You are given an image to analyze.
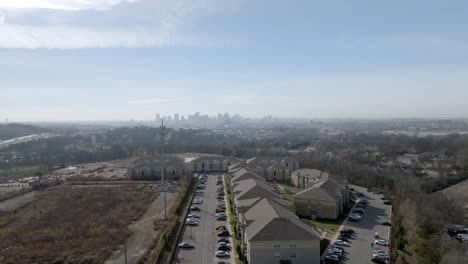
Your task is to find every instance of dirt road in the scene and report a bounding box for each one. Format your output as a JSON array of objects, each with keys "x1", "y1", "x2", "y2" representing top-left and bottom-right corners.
[
  {"x1": 0, "y1": 191, "x2": 37, "y2": 211},
  {"x1": 105, "y1": 191, "x2": 177, "y2": 264}
]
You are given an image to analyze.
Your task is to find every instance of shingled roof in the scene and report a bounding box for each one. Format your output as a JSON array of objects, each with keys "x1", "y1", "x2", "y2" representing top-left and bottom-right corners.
[
  {"x1": 231, "y1": 168, "x2": 264, "y2": 183},
  {"x1": 233, "y1": 178, "x2": 280, "y2": 200},
  {"x1": 244, "y1": 198, "x2": 321, "y2": 242},
  {"x1": 294, "y1": 177, "x2": 344, "y2": 202}
]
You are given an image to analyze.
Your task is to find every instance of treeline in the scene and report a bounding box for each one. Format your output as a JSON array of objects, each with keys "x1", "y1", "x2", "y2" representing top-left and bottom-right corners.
[{"x1": 0, "y1": 123, "x2": 48, "y2": 140}]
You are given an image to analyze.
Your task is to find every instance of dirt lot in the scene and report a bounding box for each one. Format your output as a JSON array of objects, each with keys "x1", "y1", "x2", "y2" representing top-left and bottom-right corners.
[{"x1": 0, "y1": 185, "x2": 159, "y2": 264}]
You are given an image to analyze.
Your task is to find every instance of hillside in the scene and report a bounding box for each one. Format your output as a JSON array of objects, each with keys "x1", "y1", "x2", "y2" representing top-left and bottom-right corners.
[{"x1": 0, "y1": 123, "x2": 47, "y2": 140}]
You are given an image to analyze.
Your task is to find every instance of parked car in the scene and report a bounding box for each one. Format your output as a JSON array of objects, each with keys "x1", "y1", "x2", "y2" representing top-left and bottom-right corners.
[
  {"x1": 217, "y1": 216, "x2": 227, "y2": 221},
  {"x1": 371, "y1": 257, "x2": 388, "y2": 264},
  {"x1": 373, "y1": 252, "x2": 390, "y2": 260},
  {"x1": 188, "y1": 213, "x2": 200, "y2": 219},
  {"x1": 216, "y1": 225, "x2": 227, "y2": 231},
  {"x1": 218, "y1": 238, "x2": 230, "y2": 244},
  {"x1": 216, "y1": 212, "x2": 226, "y2": 217},
  {"x1": 217, "y1": 230, "x2": 230, "y2": 237},
  {"x1": 338, "y1": 235, "x2": 350, "y2": 242},
  {"x1": 328, "y1": 247, "x2": 344, "y2": 256},
  {"x1": 325, "y1": 254, "x2": 340, "y2": 262},
  {"x1": 353, "y1": 209, "x2": 365, "y2": 214},
  {"x1": 374, "y1": 239, "x2": 390, "y2": 246},
  {"x1": 350, "y1": 213, "x2": 362, "y2": 219},
  {"x1": 190, "y1": 206, "x2": 200, "y2": 211},
  {"x1": 339, "y1": 232, "x2": 352, "y2": 239},
  {"x1": 383, "y1": 200, "x2": 392, "y2": 205},
  {"x1": 216, "y1": 208, "x2": 226, "y2": 213},
  {"x1": 342, "y1": 228, "x2": 355, "y2": 234},
  {"x1": 349, "y1": 216, "x2": 360, "y2": 222},
  {"x1": 178, "y1": 242, "x2": 194, "y2": 249},
  {"x1": 186, "y1": 219, "x2": 198, "y2": 226},
  {"x1": 215, "y1": 251, "x2": 230, "y2": 258},
  {"x1": 380, "y1": 221, "x2": 392, "y2": 226},
  {"x1": 218, "y1": 241, "x2": 231, "y2": 247},
  {"x1": 218, "y1": 245, "x2": 231, "y2": 251},
  {"x1": 333, "y1": 239, "x2": 348, "y2": 246}
]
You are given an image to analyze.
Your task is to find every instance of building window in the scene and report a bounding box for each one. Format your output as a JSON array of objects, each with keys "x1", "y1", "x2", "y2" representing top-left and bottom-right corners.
[
  {"x1": 274, "y1": 253, "x2": 281, "y2": 259},
  {"x1": 274, "y1": 243, "x2": 280, "y2": 248},
  {"x1": 290, "y1": 253, "x2": 296, "y2": 258},
  {"x1": 290, "y1": 243, "x2": 296, "y2": 248}
]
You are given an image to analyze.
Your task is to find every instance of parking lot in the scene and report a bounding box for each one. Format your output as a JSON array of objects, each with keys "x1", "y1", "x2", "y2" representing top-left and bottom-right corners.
[
  {"x1": 329, "y1": 185, "x2": 392, "y2": 264},
  {"x1": 174, "y1": 174, "x2": 233, "y2": 264}
]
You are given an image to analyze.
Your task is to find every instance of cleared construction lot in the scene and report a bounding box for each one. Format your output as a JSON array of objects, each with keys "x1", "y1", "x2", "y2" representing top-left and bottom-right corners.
[{"x1": 0, "y1": 185, "x2": 164, "y2": 264}]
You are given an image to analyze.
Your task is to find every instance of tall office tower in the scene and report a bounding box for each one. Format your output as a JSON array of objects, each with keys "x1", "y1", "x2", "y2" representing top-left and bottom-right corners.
[
  {"x1": 156, "y1": 113, "x2": 161, "y2": 121},
  {"x1": 174, "y1": 113, "x2": 179, "y2": 121}
]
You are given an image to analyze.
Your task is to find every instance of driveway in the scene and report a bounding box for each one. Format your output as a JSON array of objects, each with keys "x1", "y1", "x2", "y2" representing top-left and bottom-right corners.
[
  {"x1": 339, "y1": 185, "x2": 392, "y2": 264},
  {"x1": 174, "y1": 174, "x2": 232, "y2": 264}
]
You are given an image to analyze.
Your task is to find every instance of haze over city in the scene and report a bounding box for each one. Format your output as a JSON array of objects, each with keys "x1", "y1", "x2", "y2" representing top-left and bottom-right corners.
[{"x1": 2, "y1": 0, "x2": 468, "y2": 121}]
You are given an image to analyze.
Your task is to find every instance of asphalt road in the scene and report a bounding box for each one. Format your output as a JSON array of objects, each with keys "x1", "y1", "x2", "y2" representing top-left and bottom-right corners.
[
  {"x1": 340, "y1": 185, "x2": 392, "y2": 264},
  {"x1": 175, "y1": 174, "x2": 232, "y2": 264}
]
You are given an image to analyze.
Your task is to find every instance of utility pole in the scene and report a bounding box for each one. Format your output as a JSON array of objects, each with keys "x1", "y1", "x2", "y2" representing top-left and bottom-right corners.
[
  {"x1": 124, "y1": 239, "x2": 127, "y2": 264},
  {"x1": 160, "y1": 119, "x2": 167, "y2": 220}
]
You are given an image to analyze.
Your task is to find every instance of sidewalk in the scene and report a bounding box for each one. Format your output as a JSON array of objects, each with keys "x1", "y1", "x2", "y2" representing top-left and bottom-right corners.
[
  {"x1": 223, "y1": 175, "x2": 237, "y2": 264},
  {"x1": 320, "y1": 201, "x2": 358, "y2": 260}
]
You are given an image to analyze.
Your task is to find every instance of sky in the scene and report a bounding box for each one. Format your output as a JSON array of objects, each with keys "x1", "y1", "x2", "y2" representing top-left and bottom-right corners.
[{"x1": 1, "y1": 0, "x2": 468, "y2": 122}]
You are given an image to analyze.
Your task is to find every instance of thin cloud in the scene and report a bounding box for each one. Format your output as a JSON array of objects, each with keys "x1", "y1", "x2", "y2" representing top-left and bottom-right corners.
[
  {"x1": 128, "y1": 97, "x2": 190, "y2": 105},
  {"x1": 0, "y1": 23, "x2": 173, "y2": 49},
  {"x1": 0, "y1": 0, "x2": 138, "y2": 11},
  {"x1": 0, "y1": 0, "x2": 240, "y2": 49}
]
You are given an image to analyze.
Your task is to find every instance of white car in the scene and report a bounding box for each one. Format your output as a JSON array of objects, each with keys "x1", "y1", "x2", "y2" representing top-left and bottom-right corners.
[
  {"x1": 333, "y1": 239, "x2": 348, "y2": 246},
  {"x1": 188, "y1": 213, "x2": 200, "y2": 219},
  {"x1": 218, "y1": 241, "x2": 231, "y2": 248},
  {"x1": 178, "y1": 242, "x2": 194, "y2": 249},
  {"x1": 374, "y1": 239, "x2": 390, "y2": 246},
  {"x1": 186, "y1": 219, "x2": 199, "y2": 226},
  {"x1": 350, "y1": 213, "x2": 362, "y2": 219},
  {"x1": 215, "y1": 250, "x2": 230, "y2": 258},
  {"x1": 373, "y1": 252, "x2": 390, "y2": 260}
]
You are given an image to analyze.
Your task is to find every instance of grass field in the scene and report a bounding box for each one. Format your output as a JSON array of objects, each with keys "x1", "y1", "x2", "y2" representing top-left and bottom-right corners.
[{"x1": 225, "y1": 178, "x2": 246, "y2": 264}]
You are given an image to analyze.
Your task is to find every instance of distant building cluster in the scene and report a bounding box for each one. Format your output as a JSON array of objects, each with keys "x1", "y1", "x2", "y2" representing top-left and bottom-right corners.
[
  {"x1": 227, "y1": 167, "x2": 321, "y2": 264},
  {"x1": 154, "y1": 112, "x2": 279, "y2": 128}
]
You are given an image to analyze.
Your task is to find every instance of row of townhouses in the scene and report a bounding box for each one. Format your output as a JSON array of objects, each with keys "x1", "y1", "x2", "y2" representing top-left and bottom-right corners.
[
  {"x1": 129, "y1": 154, "x2": 298, "y2": 182},
  {"x1": 227, "y1": 167, "x2": 321, "y2": 264}
]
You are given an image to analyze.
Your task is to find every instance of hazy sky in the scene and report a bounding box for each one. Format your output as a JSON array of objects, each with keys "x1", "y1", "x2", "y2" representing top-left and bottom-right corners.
[{"x1": 1, "y1": 0, "x2": 468, "y2": 122}]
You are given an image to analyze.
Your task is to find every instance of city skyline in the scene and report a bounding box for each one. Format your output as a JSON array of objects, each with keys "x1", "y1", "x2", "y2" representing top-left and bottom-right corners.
[{"x1": 2, "y1": 1, "x2": 468, "y2": 121}]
